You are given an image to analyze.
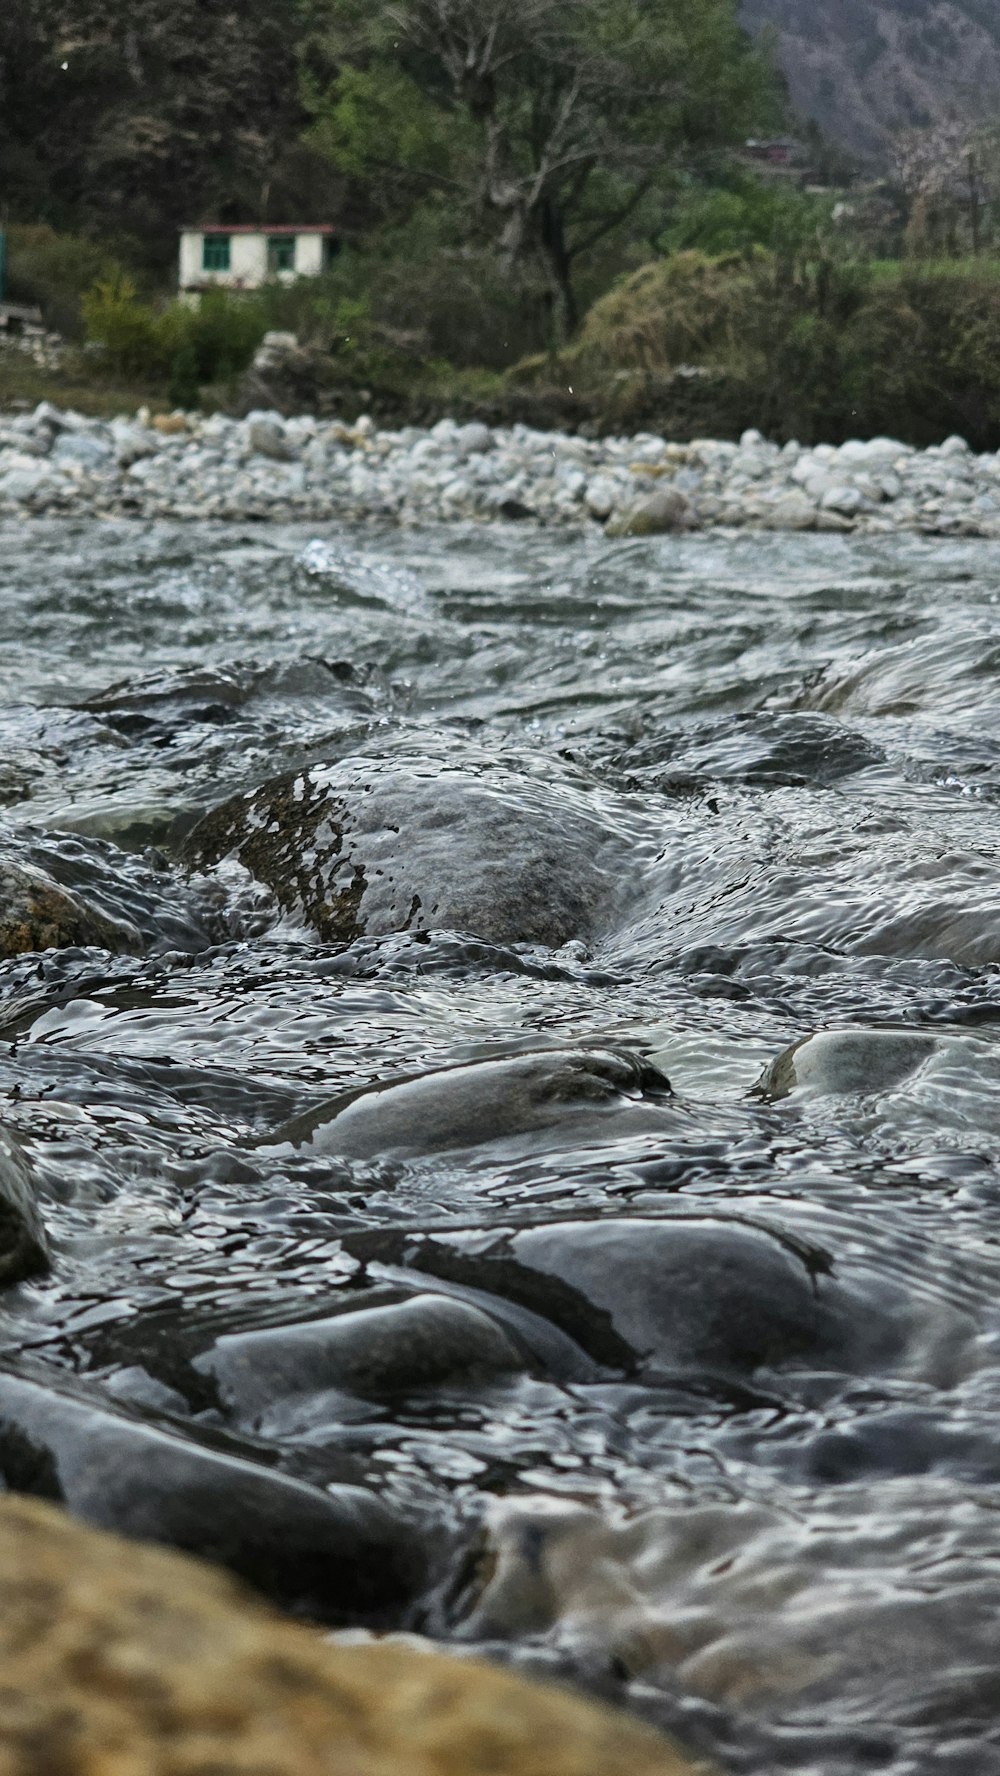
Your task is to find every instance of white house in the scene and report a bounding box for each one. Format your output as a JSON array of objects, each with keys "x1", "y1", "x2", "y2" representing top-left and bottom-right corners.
[{"x1": 178, "y1": 225, "x2": 336, "y2": 295}]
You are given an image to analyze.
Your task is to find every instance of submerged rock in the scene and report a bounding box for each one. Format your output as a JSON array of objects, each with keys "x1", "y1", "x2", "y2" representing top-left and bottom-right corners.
[
  {"x1": 0, "y1": 1493, "x2": 697, "y2": 1776},
  {"x1": 0, "y1": 854, "x2": 142, "y2": 957},
  {"x1": 264, "y1": 1048, "x2": 674, "y2": 1158},
  {"x1": 394, "y1": 1215, "x2": 898, "y2": 1381},
  {"x1": 197, "y1": 1293, "x2": 527, "y2": 1418},
  {"x1": 613, "y1": 711, "x2": 884, "y2": 792},
  {"x1": 0, "y1": 1368, "x2": 424, "y2": 1623},
  {"x1": 756, "y1": 1028, "x2": 938, "y2": 1100},
  {"x1": 186, "y1": 750, "x2": 650, "y2": 947},
  {"x1": 0, "y1": 1131, "x2": 49, "y2": 1284},
  {"x1": 457, "y1": 1480, "x2": 1000, "y2": 1743},
  {"x1": 1, "y1": 830, "x2": 217, "y2": 957}
]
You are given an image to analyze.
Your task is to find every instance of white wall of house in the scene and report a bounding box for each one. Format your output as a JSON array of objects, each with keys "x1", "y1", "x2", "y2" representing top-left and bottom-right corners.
[
  {"x1": 294, "y1": 234, "x2": 326, "y2": 276},
  {"x1": 178, "y1": 231, "x2": 329, "y2": 292}
]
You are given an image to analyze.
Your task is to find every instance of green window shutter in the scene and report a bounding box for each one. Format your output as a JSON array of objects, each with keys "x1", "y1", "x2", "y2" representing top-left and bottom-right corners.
[
  {"x1": 267, "y1": 236, "x2": 296, "y2": 273},
  {"x1": 202, "y1": 234, "x2": 231, "y2": 272}
]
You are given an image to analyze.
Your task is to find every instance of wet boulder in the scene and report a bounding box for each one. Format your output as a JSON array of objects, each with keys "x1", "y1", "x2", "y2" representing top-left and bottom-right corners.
[
  {"x1": 264, "y1": 1048, "x2": 674, "y2": 1159},
  {"x1": 2, "y1": 829, "x2": 216, "y2": 957},
  {"x1": 0, "y1": 1131, "x2": 49, "y2": 1283},
  {"x1": 0, "y1": 853, "x2": 142, "y2": 958},
  {"x1": 399, "y1": 1215, "x2": 898, "y2": 1381},
  {"x1": 756, "y1": 1028, "x2": 938, "y2": 1100},
  {"x1": 185, "y1": 748, "x2": 651, "y2": 947},
  {"x1": 0, "y1": 1368, "x2": 425, "y2": 1623},
  {"x1": 196, "y1": 1292, "x2": 527, "y2": 1421}
]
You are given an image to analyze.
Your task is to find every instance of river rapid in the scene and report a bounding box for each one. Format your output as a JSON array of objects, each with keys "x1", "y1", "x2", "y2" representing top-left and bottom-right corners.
[{"x1": 5, "y1": 514, "x2": 1000, "y2": 1774}]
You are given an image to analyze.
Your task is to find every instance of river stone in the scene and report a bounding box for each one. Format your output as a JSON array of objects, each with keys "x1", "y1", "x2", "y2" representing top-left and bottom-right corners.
[
  {"x1": 0, "y1": 855, "x2": 142, "y2": 957},
  {"x1": 605, "y1": 486, "x2": 696, "y2": 537},
  {"x1": 0, "y1": 1494, "x2": 699, "y2": 1776},
  {"x1": 614, "y1": 711, "x2": 883, "y2": 791},
  {"x1": 756, "y1": 1028, "x2": 939, "y2": 1100},
  {"x1": 197, "y1": 1293, "x2": 527, "y2": 1416},
  {"x1": 0, "y1": 466, "x2": 57, "y2": 502},
  {"x1": 185, "y1": 751, "x2": 646, "y2": 947},
  {"x1": 3, "y1": 830, "x2": 217, "y2": 957},
  {"x1": 50, "y1": 432, "x2": 113, "y2": 469},
  {"x1": 0, "y1": 1368, "x2": 424, "y2": 1622},
  {"x1": 0, "y1": 1132, "x2": 49, "y2": 1284},
  {"x1": 248, "y1": 417, "x2": 298, "y2": 461},
  {"x1": 400, "y1": 1215, "x2": 896, "y2": 1380},
  {"x1": 265, "y1": 1048, "x2": 674, "y2": 1159}
]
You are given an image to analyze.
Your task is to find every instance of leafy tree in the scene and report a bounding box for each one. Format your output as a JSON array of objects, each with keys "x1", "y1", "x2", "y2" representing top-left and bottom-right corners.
[
  {"x1": 0, "y1": 0, "x2": 332, "y2": 267},
  {"x1": 659, "y1": 174, "x2": 834, "y2": 259},
  {"x1": 304, "y1": 0, "x2": 781, "y2": 336}
]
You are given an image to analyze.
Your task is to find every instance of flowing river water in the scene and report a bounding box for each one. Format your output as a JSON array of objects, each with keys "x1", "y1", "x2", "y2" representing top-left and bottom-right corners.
[{"x1": 6, "y1": 515, "x2": 1000, "y2": 1773}]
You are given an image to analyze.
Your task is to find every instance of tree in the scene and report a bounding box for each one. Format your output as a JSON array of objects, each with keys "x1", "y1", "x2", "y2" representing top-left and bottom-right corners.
[
  {"x1": 303, "y1": 0, "x2": 781, "y2": 336},
  {"x1": 892, "y1": 121, "x2": 990, "y2": 258},
  {"x1": 0, "y1": 0, "x2": 330, "y2": 266}
]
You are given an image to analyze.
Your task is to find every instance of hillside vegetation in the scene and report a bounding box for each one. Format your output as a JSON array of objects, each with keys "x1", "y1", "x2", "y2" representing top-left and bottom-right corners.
[
  {"x1": 5, "y1": 1, "x2": 1000, "y2": 448},
  {"x1": 739, "y1": 0, "x2": 1000, "y2": 161}
]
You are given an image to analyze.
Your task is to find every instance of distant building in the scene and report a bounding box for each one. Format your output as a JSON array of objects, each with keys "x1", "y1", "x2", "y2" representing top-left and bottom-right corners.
[
  {"x1": 743, "y1": 137, "x2": 809, "y2": 167},
  {"x1": 178, "y1": 225, "x2": 336, "y2": 295}
]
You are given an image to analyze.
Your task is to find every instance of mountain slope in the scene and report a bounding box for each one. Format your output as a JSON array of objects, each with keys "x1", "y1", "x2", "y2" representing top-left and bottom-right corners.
[{"x1": 739, "y1": 0, "x2": 1000, "y2": 161}]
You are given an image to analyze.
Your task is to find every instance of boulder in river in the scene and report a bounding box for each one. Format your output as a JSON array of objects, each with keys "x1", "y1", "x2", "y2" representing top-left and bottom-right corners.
[
  {"x1": 755, "y1": 1028, "x2": 939, "y2": 1100},
  {"x1": 263, "y1": 1047, "x2": 674, "y2": 1159},
  {"x1": 386, "y1": 1215, "x2": 902, "y2": 1382},
  {"x1": 186, "y1": 749, "x2": 651, "y2": 947},
  {"x1": 606, "y1": 486, "x2": 697, "y2": 537},
  {"x1": 0, "y1": 1492, "x2": 698, "y2": 1776},
  {"x1": 0, "y1": 853, "x2": 142, "y2": 958},
  {"x1": 197, "y1": 1292, "x2": 528, "y2": 1420},
  {"x1": 0, "y1": 1131, "x2": 49, "y2": 1284},
  {"x1": 0, "y1": 1367, "x2": 425, "y2": 1623}
]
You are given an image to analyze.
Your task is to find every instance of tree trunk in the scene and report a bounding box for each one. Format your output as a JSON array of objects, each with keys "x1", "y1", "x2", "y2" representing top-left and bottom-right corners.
[{"x1": 538, "y1": 197, "x2": 577, "y2": 346}]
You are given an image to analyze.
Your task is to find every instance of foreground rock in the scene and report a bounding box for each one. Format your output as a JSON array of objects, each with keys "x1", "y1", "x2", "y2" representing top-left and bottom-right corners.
[
  {"x1": 186, "y1": 749, "x2": 651, "y2": 947},
  {"x1": 4, "y1": 400, "x2": 1000, "y2": 536},
  {"x1": 0, "y1": 1492, "x2": 705, "y2": 1776}
]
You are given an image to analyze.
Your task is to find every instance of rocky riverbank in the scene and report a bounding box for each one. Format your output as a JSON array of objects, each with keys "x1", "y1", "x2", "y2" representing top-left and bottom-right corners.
[{"x1": 2, "y1": 399, "x2": 1000, "y2": 534}]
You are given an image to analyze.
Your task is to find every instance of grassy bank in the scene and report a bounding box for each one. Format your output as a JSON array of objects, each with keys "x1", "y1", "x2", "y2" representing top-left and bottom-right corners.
[{"x1": 11, "y1": 243, "x2": 1000, "y2": 451}]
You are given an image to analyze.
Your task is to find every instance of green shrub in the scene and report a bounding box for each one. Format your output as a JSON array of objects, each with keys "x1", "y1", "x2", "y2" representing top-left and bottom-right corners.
[
  {"x1": 81, "y1": 274, "x2": 168, "y2": 378},
  {"x1": 5, "y1": 225, "x2": 132, "y2": 338},
  {"x1": 168, "y1": 341, "x2": 201, "y2": 410},
  {"x1": 544, "y1": 251, "x2": 1000, "y2": 447},
  {"x1": 82, "y1": 279, "x2": 267, "y2": 395},
  {"x1": 658, "y1": 178, "x2": 835, "y2": 260},
  {"x1": 571, "y1": 250, "x2": 778, "y2": 377}
]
